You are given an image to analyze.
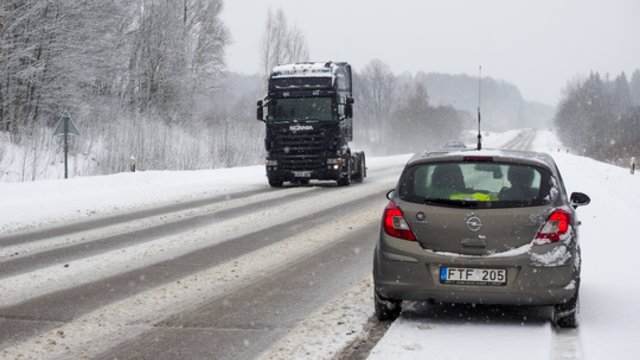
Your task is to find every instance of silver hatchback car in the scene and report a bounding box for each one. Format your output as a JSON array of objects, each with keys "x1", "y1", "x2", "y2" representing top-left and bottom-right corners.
[{"x1": 373, "y1": 148, "x2": 590, "y2": 328}]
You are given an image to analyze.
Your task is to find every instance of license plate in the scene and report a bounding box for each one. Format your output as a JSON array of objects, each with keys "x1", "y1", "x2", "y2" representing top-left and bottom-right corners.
[
  {"x1": 292, "y1": 171, "x2": 311, "y2": 177},
  {"x1": 440, "y1": 266, "x2": 507, "y2": 286}
]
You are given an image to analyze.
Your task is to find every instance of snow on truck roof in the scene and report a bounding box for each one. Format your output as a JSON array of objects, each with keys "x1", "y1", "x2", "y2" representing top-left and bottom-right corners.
[{"x1": 271, "y1": 62, "x2": 342, "y2": 79}]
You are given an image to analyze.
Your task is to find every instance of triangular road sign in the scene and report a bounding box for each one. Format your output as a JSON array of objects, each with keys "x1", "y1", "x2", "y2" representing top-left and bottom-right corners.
[{"x1": 53, "y1": 112, "x2": 80, "y2": 136}]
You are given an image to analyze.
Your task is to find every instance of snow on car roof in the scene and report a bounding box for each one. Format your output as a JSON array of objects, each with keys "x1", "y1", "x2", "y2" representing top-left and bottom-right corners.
[
  {"x1": 409, "y1": 148, "x2": 557, "y2": 169},
  {"x1": 271, "y1": 62, "x2": 339, "y2": 79}
]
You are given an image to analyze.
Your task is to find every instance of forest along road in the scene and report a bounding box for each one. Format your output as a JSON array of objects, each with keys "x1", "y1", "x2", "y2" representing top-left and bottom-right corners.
[{"x1": 0, "y1": 161, "x2": 405, "y2": 359}]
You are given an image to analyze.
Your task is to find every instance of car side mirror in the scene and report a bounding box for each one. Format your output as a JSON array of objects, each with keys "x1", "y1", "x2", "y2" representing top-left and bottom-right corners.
[
  {"x1": 256, "y1": 100, "x2": 264, "y2": 122},
  {"x1": 386, "y1": 189, "x2": 396, "y2": 200},
  {"x1": 570, "y1": 192, "x2": 590, "y2": 208}
]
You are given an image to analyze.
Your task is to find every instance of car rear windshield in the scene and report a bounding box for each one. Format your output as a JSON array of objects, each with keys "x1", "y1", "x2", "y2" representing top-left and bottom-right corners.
[{"x1": 398, "y1": 161, "x2": 555, "y2": 208}]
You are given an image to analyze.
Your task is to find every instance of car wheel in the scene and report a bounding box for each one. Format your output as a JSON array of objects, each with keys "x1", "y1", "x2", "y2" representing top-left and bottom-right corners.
[
  {"x1": 553, "y1": 289, "x2": 579, "y2": 328},
  {"x1": 374, "y1": 289, "x2": 401, "y2": 321}
]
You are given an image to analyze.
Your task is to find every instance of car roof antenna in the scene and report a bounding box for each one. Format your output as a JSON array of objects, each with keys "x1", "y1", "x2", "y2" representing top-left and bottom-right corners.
[{"x1": 476, "y1": 65, "x2": 482, "y2": 151}]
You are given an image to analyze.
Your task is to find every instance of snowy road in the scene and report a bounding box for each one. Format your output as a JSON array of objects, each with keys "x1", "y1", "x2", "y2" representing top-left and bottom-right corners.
[
  {"x1": 1, "y1": 130, "x2": 639, "y2": 359},
  {"x1": 0, "y1": 156, "x2": 405, "y2": 359}
]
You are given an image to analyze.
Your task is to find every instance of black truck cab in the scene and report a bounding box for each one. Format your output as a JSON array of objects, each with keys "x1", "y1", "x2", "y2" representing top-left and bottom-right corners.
[{"x1": 257, "y1": 62, "x2": 365, "y2": 187}]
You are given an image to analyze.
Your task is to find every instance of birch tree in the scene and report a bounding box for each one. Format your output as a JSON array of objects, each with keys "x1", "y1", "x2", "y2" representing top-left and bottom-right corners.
[
  {"x1": 260, "y1": 8, "x2": 309, "y2": 77},
  {"x1": 288, "y1": 24, "x2": 309, "y2": 63},
  {"x1": 125, "y1": 0, "x2": 229, "y2": 124},
  {"x1": 0, "y1": 0, "x2": 130, "y2": 135}
]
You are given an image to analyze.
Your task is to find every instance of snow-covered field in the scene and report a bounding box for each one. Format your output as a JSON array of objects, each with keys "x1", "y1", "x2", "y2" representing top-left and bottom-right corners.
[{"x1": 1, "y1": 129, "x2": 639, "y2": 359}]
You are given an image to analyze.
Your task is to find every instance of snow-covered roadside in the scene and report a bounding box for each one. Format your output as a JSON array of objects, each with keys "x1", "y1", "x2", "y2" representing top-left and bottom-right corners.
[
  {"x1": 0, "y1": 165, "x2": 264, "y2": 234},
  {"x1": 549, "y1": 147, "x2": 640, "y2": 359},
  {"x1": 368, "y1": 130, "x2": 640, "y2": 359},
  {"x1": 257, "y1": 278, "x2": 374, "y2": 360}
]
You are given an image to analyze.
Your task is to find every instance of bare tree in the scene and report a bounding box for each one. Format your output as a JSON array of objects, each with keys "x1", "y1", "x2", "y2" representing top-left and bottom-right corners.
[
  {"x1": 288, "y1": 24, "x2": 309, "y2": 63},
  {"x1": 0, "y1": 0, "x2": 131, "y2": 134},
  {"x1": 183, "y1": 0, "x2": 230, "y2": 90},
  {"x1": 357, "y1": 59, "x2": 396, "y2": 122},
  {"x1": 260, "y1": 8, "x2": 310, "y2": 78},
  {"x1": 261, "y1": 8, "x2": 288, "y2": 77},
  {"x1": 0, "y1": 0, "x2": 242, "y2": 181}
]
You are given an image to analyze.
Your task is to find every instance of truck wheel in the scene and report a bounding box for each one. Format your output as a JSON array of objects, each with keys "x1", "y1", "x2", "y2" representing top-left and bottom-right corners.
[
  {"x1": 353, "y1": 153, "x2": 366, "y2": 184},
  {"x1": 268, "y1": 178, "x2": 284, "y2": 188},
  {"x1": 337, "y1": 159, "x2": 351, "y2": 186}
]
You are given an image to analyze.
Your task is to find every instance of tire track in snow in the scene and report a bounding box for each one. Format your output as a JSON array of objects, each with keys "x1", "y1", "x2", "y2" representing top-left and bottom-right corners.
[
  {"x1": 0, "y1": 186, "x2": 315, "y2": 277},
  {"x1": 550, "y1": 328, "x2": 582, "y2": 360},
  {"x1": 499, "y1": 129, "x2": 537, "y2": 151},
  {"x1": 0, "y1": 165, "x2": 402, "y2": 276},
  {"x1": 0, "y1": 200, "x2": 384, "y2": 359},
  {"x1": 0, "y1": 158, "x2": 406, "y2": 357},
  {"x1": 0, "y1": 176, "x2": 396, "y2": 306},
  {"x1": 0, "y1": 187, "x2": 268, "y2": 246}
]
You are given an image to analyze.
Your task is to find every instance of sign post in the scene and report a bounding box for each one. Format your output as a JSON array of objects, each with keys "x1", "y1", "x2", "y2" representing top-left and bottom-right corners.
[{"x1": 53, "y1": 111, "x2": 80, "y2": 179}]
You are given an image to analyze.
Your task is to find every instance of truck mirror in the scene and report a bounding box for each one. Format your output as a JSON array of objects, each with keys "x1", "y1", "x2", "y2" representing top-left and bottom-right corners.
[
  {"x1": 345, "y1": 103, "x2": 353, "y2": 118},
  {"x1": 347, "y1": 97, "x2": 355, "y2": 104},
  {"x1": 257, "y1": 101, "x2": 264, "y2": 121}
]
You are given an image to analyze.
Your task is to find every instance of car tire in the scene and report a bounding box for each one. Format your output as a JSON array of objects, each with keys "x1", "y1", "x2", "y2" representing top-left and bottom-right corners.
[
  {"x1": 374, "y1": 289, "x2": 401, "y2": 321},
  {"x1": 553, "y1": 289, "x2": 579, "y2": 329}
]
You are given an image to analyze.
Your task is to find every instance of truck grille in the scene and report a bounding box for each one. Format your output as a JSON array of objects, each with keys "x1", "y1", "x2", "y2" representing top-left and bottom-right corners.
[{"x1": 272, "y1": 129, "x2": 328, "y2": 171}]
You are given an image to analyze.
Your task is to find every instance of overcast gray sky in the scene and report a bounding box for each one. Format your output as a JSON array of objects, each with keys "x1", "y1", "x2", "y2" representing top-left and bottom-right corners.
[{"x1": 221, "y1": 0, "x2": 640, "y2": 105}]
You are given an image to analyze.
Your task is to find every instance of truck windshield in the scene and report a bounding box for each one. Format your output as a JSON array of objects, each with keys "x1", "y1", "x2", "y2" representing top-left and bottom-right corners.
[{"x1": 268, "y1": 98, "x2": 336, "y2": 122}]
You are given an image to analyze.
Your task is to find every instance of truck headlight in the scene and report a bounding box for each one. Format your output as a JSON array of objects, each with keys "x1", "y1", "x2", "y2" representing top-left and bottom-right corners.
[
  {"x1": 266, "y1": 160, "x2": 278, "y2": 166},
  {"x1": 327, "y1": 158, "x2": 344, "y2": 170}
]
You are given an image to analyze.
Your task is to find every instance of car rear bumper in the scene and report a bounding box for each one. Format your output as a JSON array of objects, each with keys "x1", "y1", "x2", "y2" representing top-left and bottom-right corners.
[{"x1": 373, "y1": 233, "x2": 579, "y2": 306}]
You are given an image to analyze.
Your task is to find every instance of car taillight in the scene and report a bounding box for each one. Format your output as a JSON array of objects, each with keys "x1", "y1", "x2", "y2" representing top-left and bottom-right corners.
[
  {"x1": 535, "y1": 209, "x2": 571, "y2": 243},
  {"x1": 383, "y1": 202, "x2": 417, "y2": 241}
]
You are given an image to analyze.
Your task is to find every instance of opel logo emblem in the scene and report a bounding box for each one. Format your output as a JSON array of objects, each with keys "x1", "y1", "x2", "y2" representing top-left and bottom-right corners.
[{"x1": 466, "y1": 216, "x2": 482, "y2": 232}]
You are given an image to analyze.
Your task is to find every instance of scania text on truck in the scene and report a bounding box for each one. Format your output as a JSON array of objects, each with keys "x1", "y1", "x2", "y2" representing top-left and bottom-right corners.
[{"x1": 256, "y1": 62, "x2": 366, "y2": 187}]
